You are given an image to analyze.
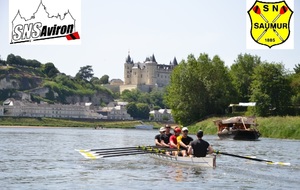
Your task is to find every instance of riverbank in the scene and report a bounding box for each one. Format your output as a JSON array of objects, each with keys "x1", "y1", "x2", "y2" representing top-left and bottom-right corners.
[
  {"x1": 0, "y1": 117, "x2": 162, "y2": 129},
  {"x1": 188, "y1": 116, "x2": 300, "y2": 140},
  {"x1": 1, "y1": 116, "x2": 300, "y2": 139}
]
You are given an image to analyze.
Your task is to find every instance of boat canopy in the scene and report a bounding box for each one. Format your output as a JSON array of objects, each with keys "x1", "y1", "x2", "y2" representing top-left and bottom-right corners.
[{"x1": 214, "y1": 116, "x2": 257, "y2": 125}]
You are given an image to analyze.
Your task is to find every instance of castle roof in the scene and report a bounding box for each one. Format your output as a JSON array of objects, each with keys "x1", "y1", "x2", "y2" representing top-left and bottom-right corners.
[
  {"x1": 172, "y1": 57, "x2": 178, "y2": 65},
  {"x1": 144, "y1": 54, "x2": 157, "y2": 63},
  {"x1": 125, "y1": 55, "x2": 133, "y2": 64},
  {"x1": 150, "y1": 54, "x2": 156, "y2": 63}
]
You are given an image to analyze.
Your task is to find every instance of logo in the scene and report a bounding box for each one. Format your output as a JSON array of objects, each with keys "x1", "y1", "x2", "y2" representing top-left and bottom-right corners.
[
  {"x1": 9, "y1": 0, "x2": 81, "y2": 45},
  {"x1": 247, "y1": 0, "x2": 293, "y2": 49}
]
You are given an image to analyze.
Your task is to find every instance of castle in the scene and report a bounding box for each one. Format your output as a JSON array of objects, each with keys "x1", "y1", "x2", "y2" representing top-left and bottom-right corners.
[{"x1": 120, "y1": 54, "x2": 178, "y2": 93}]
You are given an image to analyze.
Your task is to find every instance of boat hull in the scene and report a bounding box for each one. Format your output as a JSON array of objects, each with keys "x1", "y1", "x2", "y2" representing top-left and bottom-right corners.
[
  {"x1": 149, "y1": 153, "x2": 216, "y2": 168},
  {"x1": 218, "y1": 129, "x2": 260, "y2": 140}
]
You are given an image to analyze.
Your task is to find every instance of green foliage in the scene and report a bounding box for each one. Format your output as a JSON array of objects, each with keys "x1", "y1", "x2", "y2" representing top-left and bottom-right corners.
[
  {"x1": 121, "y1": 89, "x2": 141, "y2": 102},
  {"x1": 294, "y1": 63, "x2": 300, "y2": 74},
  {"x1": 165, "y1": 53, "x2": 235, "y2": 125},
  {"x1": 153, "y1": 106, "x2": 161, "y2": 110},
  {"x1": 90, "y1": 77, "x2": 100, "y2": 85},
  {"x1": 75, "y1": 65, "x2": 94, "y2": 81},
  {"x1": 126, "y1": 102, "x2": 150, "y2": 119},
  {"x1": 126, "y1": 102, "x2": 138, "y2": 118},
  {"x1": 136, "y1": 103, "x2": 150, "y2": 119},
  {"x1": 99, "y1": 74, "x2": 109, "y2": 84},
  {"x1": 6, "y1": 54, "x2": 41, "y2": 68},
  {"x1": 250, "y1": 63, "x2": 291, "y2": 116},
  {"x1": 120, "y1": 88, "x2": 166, "y2": 110},
  {"x1": 230, "y1": 53, "x2": 261, "y2": 102},
  {"x1": 42, "y1": 62, "x2": 59, "y2": 78}
]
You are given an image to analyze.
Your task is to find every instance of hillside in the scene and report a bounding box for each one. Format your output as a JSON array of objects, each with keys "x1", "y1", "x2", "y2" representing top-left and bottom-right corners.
[{"x1": 0, "y1": 56, "x2": 114, "y2": 105}]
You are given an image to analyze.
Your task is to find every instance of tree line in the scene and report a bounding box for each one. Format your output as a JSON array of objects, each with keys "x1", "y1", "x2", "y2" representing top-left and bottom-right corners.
[
  {"x1": 165, "y1": 53, "x2": 300, "y2": 125},
  {"x1": 3, "y1": 53, "x2": 300, "y2": 124}
]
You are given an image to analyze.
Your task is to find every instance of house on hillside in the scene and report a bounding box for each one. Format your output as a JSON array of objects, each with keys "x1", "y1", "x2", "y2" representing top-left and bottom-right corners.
[
  {"x1": 149, "y1": 109, "x2": 173, "y2": 122},
  {"x1": 97, "y1": 101, "x2": 133, "y2": 120}
]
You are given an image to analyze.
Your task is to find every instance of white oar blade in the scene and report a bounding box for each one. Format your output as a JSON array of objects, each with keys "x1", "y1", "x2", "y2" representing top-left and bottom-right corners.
[
  {"x1": 266, "y1": 161, "x2": 291, "y2": 166},
  {"x1": 75, "y1": 149, "x2": 103, "y2": 159}
]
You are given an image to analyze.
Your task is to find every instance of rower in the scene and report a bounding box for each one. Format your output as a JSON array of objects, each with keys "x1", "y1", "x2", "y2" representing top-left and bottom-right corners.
[
  {"x1": 177, "y1": 127, "x2": 193, "y2": 156},
  {"x1": 188, "y1": 130, "x2": 214, "y2": 157},
  {"x1": 155, "y1": 127, "x2": 165, "y2": 146},
  {"x1": 160, "y1": 124, "x2": 172, "y2": 147},
  {"x1": 168, "y1": 127, "x2": 181, "y2": 156}
]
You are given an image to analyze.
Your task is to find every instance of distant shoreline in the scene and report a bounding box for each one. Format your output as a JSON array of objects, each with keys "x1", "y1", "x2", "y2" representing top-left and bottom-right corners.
[{"x1": 0, "y1": 125, "x2": 53, "y2": 128}]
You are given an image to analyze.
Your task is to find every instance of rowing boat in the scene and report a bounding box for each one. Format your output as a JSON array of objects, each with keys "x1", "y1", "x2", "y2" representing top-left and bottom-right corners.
[{"x1": 149, "y1": 153, "x2": 216, "y2": 168}]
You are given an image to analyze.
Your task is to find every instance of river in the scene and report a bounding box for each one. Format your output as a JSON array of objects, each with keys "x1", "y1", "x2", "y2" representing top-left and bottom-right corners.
[{"x1": 0, "y1": 127, "x2": 299, "y2": 190}]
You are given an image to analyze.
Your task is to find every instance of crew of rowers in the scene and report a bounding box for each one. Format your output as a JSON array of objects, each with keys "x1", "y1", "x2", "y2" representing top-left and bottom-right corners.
[{"x1": 154, "y1": 124, "x2": 214, "y2": 157}]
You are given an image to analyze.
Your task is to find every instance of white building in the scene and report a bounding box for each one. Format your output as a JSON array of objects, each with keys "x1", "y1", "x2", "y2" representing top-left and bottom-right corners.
[
  {"x1": 97, "y1": 101, "x2": 133, "y2": 120},
  {"x1": 2, "y1": 99, "x2": 102, "y2": 119},
  {"x1": 149, "y1": 109, "x2": 174, "y2": 122}
]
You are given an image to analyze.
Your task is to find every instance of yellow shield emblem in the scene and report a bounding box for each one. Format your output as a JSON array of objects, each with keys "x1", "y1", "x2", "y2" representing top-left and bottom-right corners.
[{"x1": 248, "y1": 1, "x2": 293, "y2": 48}]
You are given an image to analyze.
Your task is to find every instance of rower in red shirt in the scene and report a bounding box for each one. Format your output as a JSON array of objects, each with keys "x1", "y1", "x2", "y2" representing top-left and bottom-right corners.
[{"x1": 169, "y1": 127, "x2": 181, "y2": 155}]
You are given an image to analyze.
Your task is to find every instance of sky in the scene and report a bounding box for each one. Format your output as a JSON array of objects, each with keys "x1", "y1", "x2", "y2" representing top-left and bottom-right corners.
[{"x1": 0, "y1": 0, "x2": 299, "y2": 80}]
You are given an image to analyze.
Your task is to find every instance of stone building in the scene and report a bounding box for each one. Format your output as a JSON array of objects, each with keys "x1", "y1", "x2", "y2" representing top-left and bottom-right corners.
[
  {"x1": 2, "y1": 99, "x2": 102, "y2": 119},
  {"x1": 120, "y1": 54, "x2": 178, "y2": 93}
]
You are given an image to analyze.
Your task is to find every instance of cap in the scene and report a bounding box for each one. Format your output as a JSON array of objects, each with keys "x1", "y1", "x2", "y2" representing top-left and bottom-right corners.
[
  {"x1": 197, "y1": 130, "x2": 203, "y2": 137},
  {"x1": 165, "y1": 124, "x2": 171, "y2": 128},
  {"x1": 182, "y1": 127, "x2": 188, "y2": 131},
  {"x1": 159, "y1": 127, "x2": 165, "y2": 132},
  {"x1": 174, "y1": 128, "x2": 181, "y2": 133}
]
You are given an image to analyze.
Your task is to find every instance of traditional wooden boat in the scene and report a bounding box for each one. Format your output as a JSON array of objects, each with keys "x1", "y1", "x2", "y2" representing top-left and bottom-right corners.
[
  {"x1": 214, "y1": 116, "x2": 260, "y2": 140},
  {"x1": 149, "y1": 153, "x2": 216, "y2": 168}
]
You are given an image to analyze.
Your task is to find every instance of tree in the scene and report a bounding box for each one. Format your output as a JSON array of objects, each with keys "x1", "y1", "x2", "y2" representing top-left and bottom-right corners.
[
  {"x1": 76, "y1": 65, "x2": 94, "y2": 81},
  {"x1": 250, "y1": 62, "x2": 292, "y2": 116},
  {"x1": 121, "y1": 89, "x2": 141, "y2": 102},
  {"x1": 230, "y1": 53, "x2": 261, "y2": 102},
  {"x1": 150, "y1": 89, "x2": 166, "y2": 109},
  {"x1": 165, "y1": 53, "x2": 234, "y2": 125},
  {"x1": 126, "y1": 102, "x2": 138, "y2": 118},
  {"x1": 136, "y1": 103, "x2": 150, "y2": 119},
  {"x1": 43, "y1": 62, "x2": 59, "y2": 78},
  {"x1": 90, "y1": 77, "x2": 100, "y2": 85},
  {"x1": 294, "y1": 63, "x2": 300, "y2": 74},
  {"x1": 99, "y1": 75, "x2": 109, "y2": 84},
  {"x1": 6, "y1": 54, "x2": 16, "y2": 65},
  {"x1": 290, "y1": 72, "x2": 300, "y2": 110}
]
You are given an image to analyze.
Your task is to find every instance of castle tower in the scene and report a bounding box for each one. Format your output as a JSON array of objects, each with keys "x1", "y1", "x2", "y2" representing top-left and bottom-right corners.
[
  {"x1": 124, "y1": 54, "x2": 133, "y2": 84},
  {"x1": 146, "y1": 54, "x2": 157, "y2": 85}
]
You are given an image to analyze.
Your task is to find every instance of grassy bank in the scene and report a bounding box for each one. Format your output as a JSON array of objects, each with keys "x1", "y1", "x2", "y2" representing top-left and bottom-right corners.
[
  {"x1": 186, "y1": 116, "x2": 300, "y2": 140},
  {"x1": 1, "y1": 116, "x2": 300, "y2": 140},
  {"x1": 0, "y1": 117, "x2": 146, "y2": 128}
]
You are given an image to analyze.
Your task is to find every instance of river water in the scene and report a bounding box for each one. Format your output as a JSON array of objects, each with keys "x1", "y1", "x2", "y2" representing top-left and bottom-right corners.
[{"x1": 0, "y1": 127, "x2": 299, "y2": 190}]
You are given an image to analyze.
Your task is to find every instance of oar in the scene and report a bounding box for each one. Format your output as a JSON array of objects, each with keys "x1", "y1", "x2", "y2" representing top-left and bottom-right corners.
[
  {"x1": 79, "y1": 145, "x2": 157, "y2": 152},
  {"x1": 94, "y1": 149, "x2": 145, "y2": 155},
  {"x1": 76, "y1": 147, "x2": 168, "y2": 159},
  {"x1": 78, "y1": 150, "x2": 148, "y2": 159},
  {"x1": 215, "y1": 151, "x2": 290, "y2": 166},
  {"x1": 91, "y1": 152, "x2": 148, "y2": 159}
]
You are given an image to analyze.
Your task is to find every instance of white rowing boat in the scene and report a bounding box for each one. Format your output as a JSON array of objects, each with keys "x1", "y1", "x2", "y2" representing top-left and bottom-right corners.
[{"x1": 149, "y1": 153, "x2": 216, "y2": 168}]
